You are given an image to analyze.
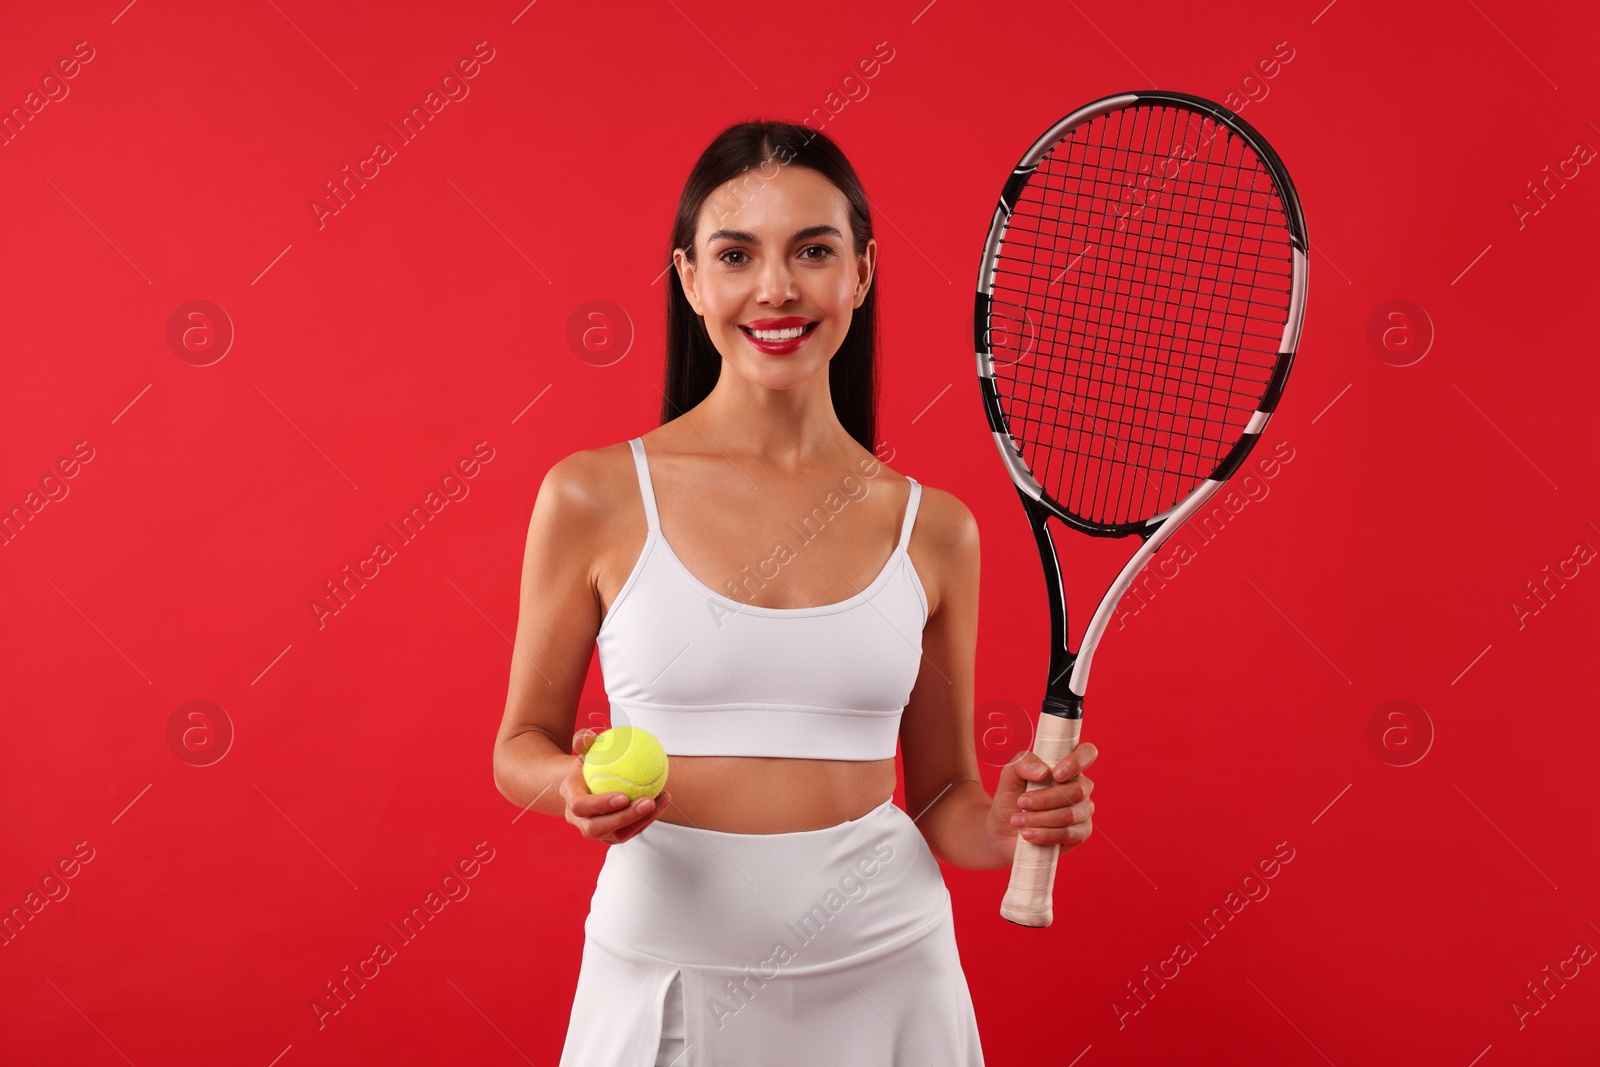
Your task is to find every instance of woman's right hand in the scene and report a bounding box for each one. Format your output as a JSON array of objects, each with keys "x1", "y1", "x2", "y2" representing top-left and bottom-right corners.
[{"x1": 561, "y1": 728, "x2": 672, "y2": 844}]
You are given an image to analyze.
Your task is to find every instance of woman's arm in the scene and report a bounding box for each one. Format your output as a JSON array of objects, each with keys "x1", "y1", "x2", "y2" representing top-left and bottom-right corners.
[
  {"x1": 900, "y1": 487, "x2": 1096, "y2": 871},
  {"x1": 492, "y1": 451, "x2": 609, "y2": 817},
  {"x1": 899, "y1": 488, "x2": 1009, "y2": 870}
]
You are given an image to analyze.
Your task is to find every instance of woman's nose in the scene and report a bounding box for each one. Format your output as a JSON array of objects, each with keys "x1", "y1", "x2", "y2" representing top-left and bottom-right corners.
[{"x1": 755, "y1": 261, "x2": 798, "y2": 304}]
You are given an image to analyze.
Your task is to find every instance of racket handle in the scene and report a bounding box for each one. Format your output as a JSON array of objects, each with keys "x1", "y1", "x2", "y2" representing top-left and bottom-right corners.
[{"x1": 999, "y1": 713, "x2": 1082, "y2": 928}]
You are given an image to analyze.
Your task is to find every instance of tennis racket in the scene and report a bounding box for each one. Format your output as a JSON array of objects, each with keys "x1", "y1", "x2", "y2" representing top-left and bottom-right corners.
[{"x1": 975, "y1": 90, "x2": 1309, "y2": 927}]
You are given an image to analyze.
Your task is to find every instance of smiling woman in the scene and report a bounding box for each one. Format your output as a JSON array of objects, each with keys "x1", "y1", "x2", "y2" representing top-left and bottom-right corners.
[
  {"x1": 659, "y1": 131, "x2": 883, "y2": 449},
  {"x1": 493, "y1": 119, "x2": 1096, "y2": 1066}
]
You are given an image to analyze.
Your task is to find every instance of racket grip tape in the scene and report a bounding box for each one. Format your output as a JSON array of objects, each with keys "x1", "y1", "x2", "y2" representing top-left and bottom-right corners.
[{"x1": 999, "y1": 713, "x2": 1082, "y2": 928}]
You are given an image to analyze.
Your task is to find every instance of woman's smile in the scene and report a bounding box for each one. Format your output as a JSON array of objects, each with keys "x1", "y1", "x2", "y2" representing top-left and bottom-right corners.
[{"x1": 738, "y1": 317, "x2": 820, "y2": 355}]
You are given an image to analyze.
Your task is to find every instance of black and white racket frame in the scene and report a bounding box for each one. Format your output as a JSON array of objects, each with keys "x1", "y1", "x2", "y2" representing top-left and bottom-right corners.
[{"x1": 974, "y1": 90, "x2": 1309, "y2": 927}]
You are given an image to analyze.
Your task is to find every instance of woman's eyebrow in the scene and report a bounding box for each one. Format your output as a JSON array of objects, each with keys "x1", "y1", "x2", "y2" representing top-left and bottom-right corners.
[{"x1": 706, "y1": 224, "x2": 843, "y2": 245}]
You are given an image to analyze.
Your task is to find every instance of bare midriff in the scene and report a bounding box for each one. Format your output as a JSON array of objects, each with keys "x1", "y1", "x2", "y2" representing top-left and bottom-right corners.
[{"x1": 651, "y1": 754, "x2": 897, "y2": 833}]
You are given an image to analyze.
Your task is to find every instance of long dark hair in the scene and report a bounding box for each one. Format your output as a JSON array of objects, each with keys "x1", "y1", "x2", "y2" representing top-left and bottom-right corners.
[{"x1": 662, "y1": 120, "x2": 879, "y2": 454}]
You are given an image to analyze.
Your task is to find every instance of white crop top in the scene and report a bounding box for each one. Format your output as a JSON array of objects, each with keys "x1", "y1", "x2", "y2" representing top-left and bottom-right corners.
[{"x1": 595, "y1": 437, "x2": 929, "y2": 760}]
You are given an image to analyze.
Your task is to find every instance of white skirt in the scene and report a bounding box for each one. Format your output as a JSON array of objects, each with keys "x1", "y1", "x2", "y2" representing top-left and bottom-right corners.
[{"x1": 558, "y1": 795, "x2": 986, "y2": 1066}]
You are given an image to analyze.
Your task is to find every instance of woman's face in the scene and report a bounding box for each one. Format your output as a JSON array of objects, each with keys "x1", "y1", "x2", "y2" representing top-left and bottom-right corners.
[{"x1": 674, "y1": 163, "x2": 875, "y2": 385}]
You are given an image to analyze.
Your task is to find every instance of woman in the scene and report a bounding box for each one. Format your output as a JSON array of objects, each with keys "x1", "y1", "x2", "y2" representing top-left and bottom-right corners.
[{"x1": 493, "y1": 120, "x2": 1098, "y2": 1066}]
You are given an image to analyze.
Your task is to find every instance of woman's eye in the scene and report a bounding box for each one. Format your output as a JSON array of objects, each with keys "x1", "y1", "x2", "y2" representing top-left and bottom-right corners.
[{"x1": 718, "y1": 245, "x2": 834, "y2": 266}]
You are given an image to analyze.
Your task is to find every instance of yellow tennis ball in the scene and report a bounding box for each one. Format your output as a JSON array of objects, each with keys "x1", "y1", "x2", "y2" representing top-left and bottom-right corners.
[{"x1": 582, "y1": 726, "x2": 668, "y2": 801}]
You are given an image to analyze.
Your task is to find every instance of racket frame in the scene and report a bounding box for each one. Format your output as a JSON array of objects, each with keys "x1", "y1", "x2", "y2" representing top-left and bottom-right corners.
[{"x1": 974, "y1": 89, "x2": 1309, "y2": 926}]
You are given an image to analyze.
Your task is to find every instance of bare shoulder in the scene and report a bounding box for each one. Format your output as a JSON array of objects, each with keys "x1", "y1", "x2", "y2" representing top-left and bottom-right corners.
[
  {"x1": 542, "y1": 439, "x2": 655, "y2": 597},
  {"x1": 906, "y1": 480, "x2": 980, "y2": 618},
  {"x1": 527, "y1": 441, "x2": 642, "y2": 557},
  {"x1": 910, "y1": 479, "x2": 978, "y2": 549},
  {"x1": 537, "y1": 441, "x2": 631, "y2": 511}
]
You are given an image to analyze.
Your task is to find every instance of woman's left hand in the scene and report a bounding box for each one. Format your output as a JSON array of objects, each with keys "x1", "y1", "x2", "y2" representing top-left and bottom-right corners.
[{"x1": 985, "y1": 742, "x2": 1098, "y2": 867}]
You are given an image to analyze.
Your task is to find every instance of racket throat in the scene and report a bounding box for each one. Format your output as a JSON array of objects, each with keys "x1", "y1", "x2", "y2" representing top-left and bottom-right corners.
[
  {"x1": 1044, "y1": 653, "x2": 1084, "y2": 717},
  {"x1": 1042, "y1": 689, "x2": 1084, "y2": 719}
]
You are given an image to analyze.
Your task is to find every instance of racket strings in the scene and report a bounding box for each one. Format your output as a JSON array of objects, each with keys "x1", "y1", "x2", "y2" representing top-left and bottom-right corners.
[
  {"x1": 988, "y1": 102, "x2": 1293, "y2": 527},
  {"x1": 988, "y1": 313, "x2": 1273, "y2": 458},
  {"x1": 1027, "y1": 133, "x2": 1275, "y2": 465},
  {"x1": 1057, "y1": 111, "x2": 1275, "y2": 520},
  {"x1": 988, "y1": 228, "x2": 1292, "y2": 326},
  {"x1": 1028, "y1": 113, "x2": 1282, "y2": 521}
]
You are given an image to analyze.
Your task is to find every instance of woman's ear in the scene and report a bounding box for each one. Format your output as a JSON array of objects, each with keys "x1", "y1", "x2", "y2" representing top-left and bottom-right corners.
[
  {"x1": 672, "y1": 248, "x2": 703, "y2": 317},
  {"x1": 853, "y1": 236, "x2": 877, "y2": 308}
]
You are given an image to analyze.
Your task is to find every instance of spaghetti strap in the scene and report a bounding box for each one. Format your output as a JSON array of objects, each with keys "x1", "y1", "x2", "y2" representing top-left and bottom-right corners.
[
  {"x1": 627, "y1": 437, "x2": 660, "y2": 532},
  {"x1": 896, "y1": 478, "x2": 922, "y2": 552}
]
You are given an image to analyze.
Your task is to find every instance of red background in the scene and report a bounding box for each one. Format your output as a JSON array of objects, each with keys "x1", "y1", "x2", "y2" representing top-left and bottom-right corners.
[{"x1": 3, "y1": 1, "x2": 1597, "y2": 1064}]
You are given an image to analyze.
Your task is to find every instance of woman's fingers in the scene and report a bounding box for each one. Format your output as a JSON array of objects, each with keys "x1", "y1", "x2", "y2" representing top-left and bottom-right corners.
[
  {"x1": 1012, "y1": 742, "x2": 1098, "y2": 787},
  {"x1": 605, "y1": 793, "x2": 672, "y2": 843},
  {"x1": 1014, "y1": 797, "x2": 1094, "y2": 845},
  {"x1": 570, "y1": 786, "x2": 634, "y2": 820},
  {"x1": 1048, "y1": 742, "x2": 1098, "y2": 782},
  {"x1": 572, "y1": 787, "x2": 671, "y2": 842},
  {"x1": 596, "y1": 792, "x2": 671, "y2": 843},
  {"x1": 1012, "y1": 797, "x2": 1093, "y2": 828},
  {"x1": 1018, "y1": 773, "x2": 1093, "y2": 809}
]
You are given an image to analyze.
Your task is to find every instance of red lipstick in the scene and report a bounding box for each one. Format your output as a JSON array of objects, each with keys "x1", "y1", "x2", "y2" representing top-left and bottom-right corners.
[{"x1": 738, "y1": 317, "x2": 819, "y2": 356}]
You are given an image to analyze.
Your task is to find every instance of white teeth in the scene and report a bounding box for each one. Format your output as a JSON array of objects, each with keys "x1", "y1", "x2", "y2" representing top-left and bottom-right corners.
[{"x1": 748, "y1": 325, "x2": 809, "y2": 341}]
